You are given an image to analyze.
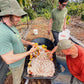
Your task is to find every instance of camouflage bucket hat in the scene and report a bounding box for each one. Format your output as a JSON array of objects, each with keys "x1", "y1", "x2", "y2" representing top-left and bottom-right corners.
[
  {"x1": 0, "y1": 0, "x2": 27, "y2": 17},
  {"x1": 56, "y1": 39, "x2": 73, "y2": 52}
]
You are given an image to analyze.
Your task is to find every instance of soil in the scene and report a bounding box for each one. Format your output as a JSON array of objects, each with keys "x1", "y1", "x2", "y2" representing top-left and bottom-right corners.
[
  {"x1": 18, "y1": 16, "x2": 84, "y2": 44},
  {"x1": 67, "y1": 16, "x2": 84, "y2": 43}
]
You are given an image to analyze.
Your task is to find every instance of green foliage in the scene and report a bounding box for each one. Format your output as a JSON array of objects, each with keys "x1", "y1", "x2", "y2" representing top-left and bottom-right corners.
[
  {"x1": 24, "y1": 8, "x2": 37, "y2": 20},
  {"x1": 81, "y1": 11, "x2": 84, "y2": 21},
  {"x1": 46, "y1": 0, "x2": 58, "y2": 9},
  {"x1": 32, "y1": 0, "x2": 58, "y2": 16},
  {"x1": 32, "y1": 0, "x2": 58, "y2": 10},
  {"x1": 66, "y1": 15, "x2": 70, "y2": 25},
  {"x1": 37, "y1": 8, "x2": 51, "y2": 19},
  {"x1": 67, "y1": 3, "x2": 84, "y2": 16},
  {"x1": 19, "y1": 16, "x2": 30, "y2": 23},
  {"x1": 7, "y1": 71, "x2": 12, "y2": 76},
  {"x1": 17, "y1": 0, "x2": 32, "y2": 9},
  {"x1": 42, "y1": 9, "x2": 51, "y2": 19},
  {"x1": 44, "y1": 13, "x2": 51, "y2": 19},
  {"x1": 17, "y1": 0, "x2": 58, "y2": 20},
  {"x1": 82, "y1": 0, "x2": 84, "y2": 3},
  {"x1": 17, "y1": 0, "x2": 36, "y2": 20}
]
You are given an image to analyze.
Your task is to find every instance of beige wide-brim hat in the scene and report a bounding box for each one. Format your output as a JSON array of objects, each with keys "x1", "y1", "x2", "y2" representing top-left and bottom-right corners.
[
  {"x1": 56, "y1": 39, "x2": 73, "y2": 52},
  {"x1": 0, "y1": 0, "x2": 27, "y2": 17}
]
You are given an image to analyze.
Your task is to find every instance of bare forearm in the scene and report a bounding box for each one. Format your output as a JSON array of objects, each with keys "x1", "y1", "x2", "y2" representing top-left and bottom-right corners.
[
  {"x1": 49, "y1": 46, "x2": 57, "y2": 58},
  {"x1": 63, "y1": 18, "x2": 66, "y2": 30},
  {"x1": 48, "y1": 18, "x2": 52, "y2": 30},
  {"x1": 11, "y1": 51, "x2": 32, "y2": 64},
  {"x1": 51, "y1": 46, "x2": 57, "y2": 54},
  {"x1": 21, "y1": 39, "x2": 31, "y2": 46},
  {"x1": 1, "y1": 51, "x2": 32, "y2": 64}
]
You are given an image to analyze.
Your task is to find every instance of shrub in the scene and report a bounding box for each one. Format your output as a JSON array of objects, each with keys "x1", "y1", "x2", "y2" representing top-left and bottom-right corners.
[
  {"x1": 24, "y1": 8, "x2": 37, "y2": 20},
  {"x1": 44, "y1": 12, "x2": 51, "y2": 19},
  {"x1": 66, "y1": 15, "x2": 70, "y2": 25},
  {"x1": 19, "y1": 16, "x2": 30, "y2": 23},
  {"x1": 37, "y1": 8, "x2": 51, "y2": 19},
  {"x1": 81, "y1": 11, "x2": 84, "y2": 21},
  {"x1": 67, "y1": 3, "x2": 84, "y2": 16},
  {"x1": 42, "y1": 9, "x2": 51, "y2": 19}
]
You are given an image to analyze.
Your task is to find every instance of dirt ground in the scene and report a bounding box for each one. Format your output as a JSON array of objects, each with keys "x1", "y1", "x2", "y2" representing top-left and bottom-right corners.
[
  {"x1": 67, "y1": 16, "x2": 84, "y2": 43},
  {"x1": 18, "y1": 16, "x2": 84, "y2": 44}
]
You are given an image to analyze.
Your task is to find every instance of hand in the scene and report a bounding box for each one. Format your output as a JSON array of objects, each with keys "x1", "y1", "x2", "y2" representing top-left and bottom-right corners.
[
  {"x1": 63, "y1": 27, "x2": 66, "y2": 31},
  {"x1": 29, "y1": 46, "x2": 37, "y2": 53},
  {"x1": 49, "y1": 51, "x2": 53, "y2": 59},
  {"x1": 48, "y1": 30, "x2": 50, "y2": 35},
  {"x1": 30, "y1": 42, "x2": 35, "y2": 47}
]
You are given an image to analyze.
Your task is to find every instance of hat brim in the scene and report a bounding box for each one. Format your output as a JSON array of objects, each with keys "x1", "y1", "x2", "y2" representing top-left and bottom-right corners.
[{"x1": 0, "y1": 8, "x2": 27, "y2": 17}]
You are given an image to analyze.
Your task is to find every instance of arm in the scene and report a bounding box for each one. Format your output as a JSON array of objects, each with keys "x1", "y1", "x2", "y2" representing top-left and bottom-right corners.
[
  {"x1": 48, "y1": 18, "x2": 52, "y2": 35},
  {"x1": 51, "y1": 46, "x2": 58, "y2": 54},
  {"x1": 1, "y1": 46, "x2": 37, "y2": 64},
  {"x1": 49, "y1": 46, "x2": 58, "y2": 58},
  {"x1": 63, "y1": 17, "x2": 66, "y2": 30},
  {"x1": 21, "y1": 39, "x2": 34, "y2": 46}
]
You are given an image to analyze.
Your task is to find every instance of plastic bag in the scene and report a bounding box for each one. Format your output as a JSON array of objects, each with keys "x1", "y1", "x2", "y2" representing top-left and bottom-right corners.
[
  {"x1": 59, "y1": 29, "x2": 70, "y2": 40},
  {"x1": 33, "y1": 29, "x2": 38, "y2": 35}
]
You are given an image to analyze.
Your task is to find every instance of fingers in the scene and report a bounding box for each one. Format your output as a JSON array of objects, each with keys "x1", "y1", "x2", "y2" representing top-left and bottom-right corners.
[
  {"x1": 30, "y1": 46, "x2": 37, "y2": 53},
  {"x1": 49, "y1": 53, "x2": 53, "y2": 59},
  {"x1": 31, "y1": 42, "x2": 35, "y2": 46},
  {"x1": 48, "y1": 30, "x2": 50, "y2": 35}
]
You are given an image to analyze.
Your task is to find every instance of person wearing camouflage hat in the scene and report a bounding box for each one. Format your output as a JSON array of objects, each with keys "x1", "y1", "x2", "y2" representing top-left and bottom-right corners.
[
  {"x1": 0, "y1": 0, "x2": 37, "y2": 84},
  {"x1": 49, "y1": 39, "x2": 84, "y2": 84}
]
